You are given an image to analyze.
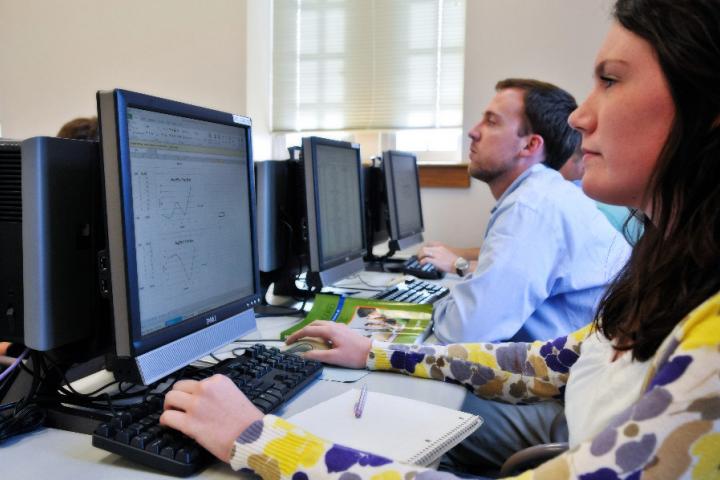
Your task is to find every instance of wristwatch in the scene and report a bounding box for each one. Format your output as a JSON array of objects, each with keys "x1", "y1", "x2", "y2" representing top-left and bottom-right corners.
[{"x1": 454, "y1": 257, "x2": 470, "y2": 277}]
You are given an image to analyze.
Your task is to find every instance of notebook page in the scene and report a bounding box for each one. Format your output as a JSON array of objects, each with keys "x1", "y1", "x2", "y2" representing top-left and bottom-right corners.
[{"x1": 286, "y1": 389, "x2": 482, "y2": 466}]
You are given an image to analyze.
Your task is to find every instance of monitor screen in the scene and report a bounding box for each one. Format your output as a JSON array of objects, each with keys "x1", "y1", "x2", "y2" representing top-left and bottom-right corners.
[
  {"x1": 384, "y1": 150, "x2": 424, "y2": 251},
  {"x1": 98, "y1": 89, "x2": 261, "y2": 384},
  {"x1": 303, "y1": 137, "x2": 366, "y2": 288},
  {"x1": 315, "y1": 144, "x2": 364, "y2": 262},
  {"x1": 126, "y1": 107, "x2": 255, "y2": 336}
]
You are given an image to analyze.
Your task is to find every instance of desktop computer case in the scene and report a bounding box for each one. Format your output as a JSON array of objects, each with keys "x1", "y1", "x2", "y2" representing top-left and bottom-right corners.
[
  {"x1": 21, "y1": 137, "x2": 106, "y2": 351},
  {"x1": 0, "y1": 141, "x2": 24, "y2": 343}
]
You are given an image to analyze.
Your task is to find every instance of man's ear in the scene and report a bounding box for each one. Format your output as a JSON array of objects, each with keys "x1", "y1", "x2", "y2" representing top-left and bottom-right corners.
[{"x1": 519, "y1": 134, "x2": 544, "y2": 157}]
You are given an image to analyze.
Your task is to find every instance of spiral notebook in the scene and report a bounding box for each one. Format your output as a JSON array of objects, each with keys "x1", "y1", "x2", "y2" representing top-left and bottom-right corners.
[{"x1": 287, "y1": 389, "x2": 482, "y2": 466}]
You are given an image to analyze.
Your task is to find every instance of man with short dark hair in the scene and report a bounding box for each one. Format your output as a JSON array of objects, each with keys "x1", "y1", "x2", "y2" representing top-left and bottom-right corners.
[{"x1": 420, "y1": 79, "x2": 629, "y2": 343}]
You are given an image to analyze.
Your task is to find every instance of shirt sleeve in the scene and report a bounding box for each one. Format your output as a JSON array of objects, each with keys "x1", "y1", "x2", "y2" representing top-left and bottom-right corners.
[
  {"x1": 228, "y1": 301, "x2": 719, "y2": 479},
  {"x1": 226, "y1": 327, "x2": 591, "y2": 478},
  {"x1": 367, "y1": 325, "x2": 591, "y2": 403},
  {"x1": 432, "y1": 201, "x2": 563, "y2": 343},
  {"x1": 228, "y1": 415, "x2": 444, "y2": 479}
]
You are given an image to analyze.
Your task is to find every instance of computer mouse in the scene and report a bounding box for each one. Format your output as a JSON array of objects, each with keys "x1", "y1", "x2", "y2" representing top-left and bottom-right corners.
[{"x1": 283, "y1": 336, "x2": 331, "y2": 354}]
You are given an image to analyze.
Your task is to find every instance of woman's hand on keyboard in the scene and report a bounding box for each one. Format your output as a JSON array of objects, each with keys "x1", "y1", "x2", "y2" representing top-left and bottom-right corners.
[
  {"x1": 285, "y1": 321, "x2": 372, "y2": 369},
  {"x1": 160, "y1": 374, "x2": 263, "y2": 462}
]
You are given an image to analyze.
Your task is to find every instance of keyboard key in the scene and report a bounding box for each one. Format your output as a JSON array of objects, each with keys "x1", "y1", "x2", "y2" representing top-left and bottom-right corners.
[
  {"x1": 145, "y1": 438, "x2": 168, "y2": 454},
  {"x1": 131, "y1": 432, "x2": 154, "y2": 449},
  {"x1": 94, "y1": 423, "x2": 113, "y2": 438},
  {"x1": 160, "y1": 445, "x2": 177, "y2": 459},
  {"x1": 114, "y1": 429, "x2": 133, "y2": 444},
  {"x1": 254, "y1": 399, "x2": 274, "y2": 413},
  {"x1": 175, "y1": 447, "x2": 201, "y2": 464},
  {"x1": 110, "y1": 412, "x2": 132, "y2": 430}
]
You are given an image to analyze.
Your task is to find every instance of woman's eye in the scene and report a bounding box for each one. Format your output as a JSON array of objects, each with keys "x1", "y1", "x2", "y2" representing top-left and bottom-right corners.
[{"x1": 600, "y1": 75, "x2": 617, "y2": 88}]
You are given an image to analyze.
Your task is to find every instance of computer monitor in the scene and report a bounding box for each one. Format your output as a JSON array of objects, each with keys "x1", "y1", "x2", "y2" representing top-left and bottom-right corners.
[
  {"x1": 363, "y1": 162, "x2": 389, "y2": 249},
  {"x1": 97, "y1": 89, "x2": 261, "y2": 385},
  {"x1": 302, "y1": 136, "x2": 366, "y2": 290},
  {"x1": 383, "y1": 150, "x2": 424, "y2": 252}
]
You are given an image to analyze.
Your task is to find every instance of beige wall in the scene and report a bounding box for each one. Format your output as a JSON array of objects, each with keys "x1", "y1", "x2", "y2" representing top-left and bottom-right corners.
[
  {"x1": 421, "y1": 0, "x2": 613, "y2": 246},
  {"x1": 0, "y1": 0, "x2": 612, "y2": 247},
  {"x1": 0, "y1": 0, "x2": 246, "y2": 139}
]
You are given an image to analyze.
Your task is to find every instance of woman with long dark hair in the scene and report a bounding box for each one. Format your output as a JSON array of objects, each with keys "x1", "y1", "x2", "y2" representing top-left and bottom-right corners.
[{"x1": 160, "y1": 0, "x2": 720, "y2": 477}]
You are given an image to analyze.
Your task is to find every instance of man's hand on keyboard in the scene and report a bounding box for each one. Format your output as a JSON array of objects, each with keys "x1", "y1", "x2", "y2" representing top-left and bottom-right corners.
[
  {"x1": 285, "y1": 321, "x2": 372, "y2": 369},
  {"x1": 416, "y1": 242, "x2": 458, "y2": 273},
  {"x1": 160, "y1": 375, "x2": 263, "y2": 462}
]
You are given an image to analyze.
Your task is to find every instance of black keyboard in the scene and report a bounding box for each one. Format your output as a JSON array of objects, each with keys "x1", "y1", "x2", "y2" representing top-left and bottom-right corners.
[
  {"x1": 400, "y1": 255, "x2": 445, "y2": 280},
  {"x1": 92, "y1": 344, "x2": 322, "y2": 476},
  {"x1": 372, "y1": 277, "x2": 449, "y2": 304}
]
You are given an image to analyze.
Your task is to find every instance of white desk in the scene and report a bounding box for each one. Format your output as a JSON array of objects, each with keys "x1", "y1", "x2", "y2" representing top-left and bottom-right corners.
[
  {"x1": 2, "y1": 370, "x2": 467, "y2": 479},
  {"x1": 1, "y1": 274, "x2": 468, "y2": 479}
]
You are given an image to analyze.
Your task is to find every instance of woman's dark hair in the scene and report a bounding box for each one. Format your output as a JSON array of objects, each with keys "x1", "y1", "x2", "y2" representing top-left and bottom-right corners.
[
  {"x1": 57, "y1": 116, "x2": 98, "y2": 141},
  {"x1": 595, "y1": 0, "x2": 720, "y2": 360},
  {"x1": 355, "y1": 308, "x2": 375, "y2": 318}
]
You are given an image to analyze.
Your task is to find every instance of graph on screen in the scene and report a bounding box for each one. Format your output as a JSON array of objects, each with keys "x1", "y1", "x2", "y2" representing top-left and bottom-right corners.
[{"x1": 127, "y1": 108, "x2": 254, "y2": 335}]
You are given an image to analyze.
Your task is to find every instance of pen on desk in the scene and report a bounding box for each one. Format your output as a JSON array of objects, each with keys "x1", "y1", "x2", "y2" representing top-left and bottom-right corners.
[
  {"x1": 354, "y1": 384, "x2": 368, "y2": 418},
  {"x1": 350, "y1": 327, "x2": 395, "y2": 332}
]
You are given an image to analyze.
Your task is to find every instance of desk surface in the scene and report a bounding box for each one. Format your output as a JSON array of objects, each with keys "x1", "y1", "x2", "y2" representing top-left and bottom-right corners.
[
  {"x1": 2, "y1": 371, "x2": 467, "y2": 479},
  {"x1": 2, "y1": 272, "x2": 467, "y2": 478}
]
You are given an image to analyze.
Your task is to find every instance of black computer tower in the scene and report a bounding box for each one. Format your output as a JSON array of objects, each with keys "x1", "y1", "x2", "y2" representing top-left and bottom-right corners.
[{"x1": 0, "y1": 140, "x2": 23, "y2": 343}]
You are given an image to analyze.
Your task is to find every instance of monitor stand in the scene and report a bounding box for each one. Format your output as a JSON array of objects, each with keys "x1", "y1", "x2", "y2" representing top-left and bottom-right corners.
[
  {"x1": 270, "y1": 274, "x2": 317, "y2": 299},
  {"x1": 364, "y1": 249, "x2": 405, "y2": 273}
]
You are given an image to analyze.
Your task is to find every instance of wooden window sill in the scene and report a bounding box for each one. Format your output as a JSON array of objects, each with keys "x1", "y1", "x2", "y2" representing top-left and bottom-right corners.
[{"x1": 418, "y1": 164, "x2": 470, "y2": 188}]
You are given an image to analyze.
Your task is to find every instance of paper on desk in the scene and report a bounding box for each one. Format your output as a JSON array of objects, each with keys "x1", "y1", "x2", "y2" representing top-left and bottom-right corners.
[
  {"x1": 320, "y1": 366, "x2": 370, "y2": 383},
  {"x1": 287, "y1": 389, "x2": 482, "y2": 466}
]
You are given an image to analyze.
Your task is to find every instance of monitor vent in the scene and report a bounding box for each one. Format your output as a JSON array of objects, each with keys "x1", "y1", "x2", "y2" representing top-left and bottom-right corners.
[{"x1": 0, "y1": 142, "x2": 22, "y2": 223}]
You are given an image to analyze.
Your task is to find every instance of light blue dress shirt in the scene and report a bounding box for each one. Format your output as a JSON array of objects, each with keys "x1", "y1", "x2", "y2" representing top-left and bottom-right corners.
[
  {"x1": 433, "y1": 164, "x2": 631, "y2": 343},
  {"x1": 571, "y1": 180, "x2": 644, "y2": 243}
]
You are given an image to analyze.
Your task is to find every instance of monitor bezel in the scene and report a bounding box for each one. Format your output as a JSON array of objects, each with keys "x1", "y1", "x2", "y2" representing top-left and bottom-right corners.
[
  {"x1": 98, "y1": 89, "x2": 261, "y2": 359},
  {"x1": 383, "y1": 150, "x2": 424, "y2": 250},
  {"x1": 302, "y1": 136, "x2": 367, "y2": 279}
]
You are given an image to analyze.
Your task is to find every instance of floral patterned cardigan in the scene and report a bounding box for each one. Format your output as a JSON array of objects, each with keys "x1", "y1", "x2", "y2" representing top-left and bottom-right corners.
[{"x1": 229, "y1": 291, "x2": 720, "y2": 479}]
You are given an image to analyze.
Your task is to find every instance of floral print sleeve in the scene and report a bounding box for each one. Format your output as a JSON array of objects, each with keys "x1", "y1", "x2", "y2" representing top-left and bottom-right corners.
[
  {"x1": 365, "y1": 324, "x2": 593, "y2": 403},
  {"x1": 229, "y1": 291, "x2": 720, "y2": 479}
]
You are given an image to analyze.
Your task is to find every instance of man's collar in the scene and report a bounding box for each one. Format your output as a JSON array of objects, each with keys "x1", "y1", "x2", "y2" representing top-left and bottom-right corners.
[{"x1": 491, "y1": 164, "x2": 546, "y2": 213}]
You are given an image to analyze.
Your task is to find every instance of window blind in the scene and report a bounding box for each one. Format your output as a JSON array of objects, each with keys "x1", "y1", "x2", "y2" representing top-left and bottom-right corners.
[{"x1": 272, "y1": 0, "x2": 465, "y2": 132}]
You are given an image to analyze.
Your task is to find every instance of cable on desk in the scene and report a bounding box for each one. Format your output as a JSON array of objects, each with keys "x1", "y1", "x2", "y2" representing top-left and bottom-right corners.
[
  {"x1": 0, "y1": 351, "x2": 45, "y2": 444},
  {"x1": 351, "y1": 273, "x2": 393, "y2": 290},
  {"x1": 0, "y1": 348, "x2": 28, "y2": 383},
  {"x1": 0, "y1": 401, "x2": 46, "y2": 444}
]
